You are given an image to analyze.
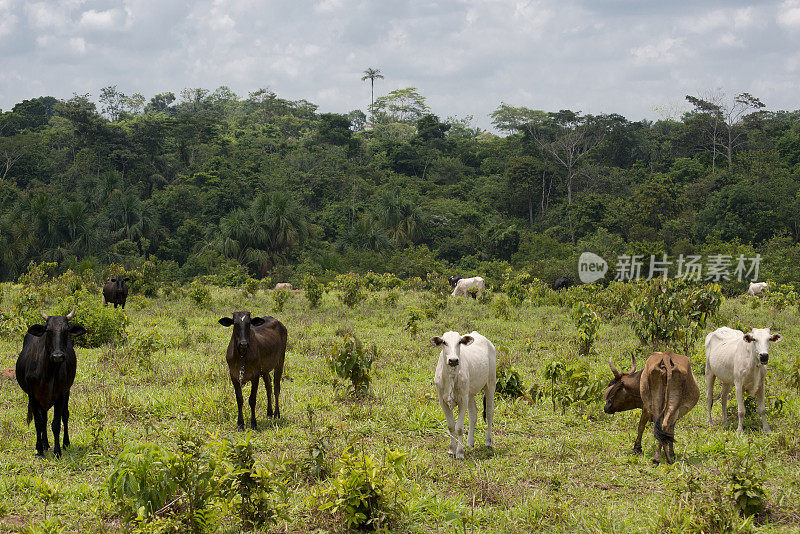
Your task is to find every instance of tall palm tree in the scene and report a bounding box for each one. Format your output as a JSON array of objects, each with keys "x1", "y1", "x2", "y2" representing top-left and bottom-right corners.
[{"x1": 361, "y1": 67, "x2": 384, "y2": 120}]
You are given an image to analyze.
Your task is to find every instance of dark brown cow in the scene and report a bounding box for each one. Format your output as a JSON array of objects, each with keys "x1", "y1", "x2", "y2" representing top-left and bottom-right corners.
[
  {"x1": 103, "y1": 277, "x2": 129, "y2": 309},
  {"x1": 16, "y1": 308, "x2": 85, "y2": 457},
  {"x1": 603, "y1": 351, "x2": 699, "y2": 464},
  {"x1": 218, "y1": 312, "x2": 287, "y2": 430}
]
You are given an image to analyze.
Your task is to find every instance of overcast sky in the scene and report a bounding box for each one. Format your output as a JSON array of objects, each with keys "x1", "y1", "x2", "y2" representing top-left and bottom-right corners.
[{"x1": 1, "y1": 0, "x2": 799, "y2": 129}]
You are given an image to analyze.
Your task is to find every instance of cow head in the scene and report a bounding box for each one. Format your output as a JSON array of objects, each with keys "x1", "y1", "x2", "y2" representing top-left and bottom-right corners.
[
  {"x1": 448, "y1": 276, "x2": 463, "y2": 288},
  {"x1": 742, "y1": 328, "x2": 782, "y2": 365},
  {"x1": 27, "y1": 308, "x2": 86, "y2": 363},
  {"x1": 219, "y1": 311, "x2": 266, "y2": 356},
  {"x1": 110, "y1": 277, "x2": 129, "y2": 290},
  {"x1": 603, "y1": 355, "x2": 642, "y2": 414},
  {"x1": 431, "y1": 331, "x2": 473, "y2": 367}
]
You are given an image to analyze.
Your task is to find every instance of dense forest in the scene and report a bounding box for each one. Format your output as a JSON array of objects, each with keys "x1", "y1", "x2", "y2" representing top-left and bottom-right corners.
[{"x1": 1, "y1": 85, "x2": 799, "y2": 288}]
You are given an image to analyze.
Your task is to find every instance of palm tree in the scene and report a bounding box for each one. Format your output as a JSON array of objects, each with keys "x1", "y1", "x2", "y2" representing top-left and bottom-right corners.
[{"x1": 361, "y1": 67, "x2": 384, "y2": 120}]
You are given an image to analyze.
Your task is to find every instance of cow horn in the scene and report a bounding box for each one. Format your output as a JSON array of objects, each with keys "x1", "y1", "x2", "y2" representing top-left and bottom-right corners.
[
  {"x1": 66, "y1": 307, "x2": 76, "y2": 320},
  {"x1": 609, "y1": 357, "x2": 621, "y2": 379},
  {"x1": 630, "y1": 354, "x2": 637, "y2": 373},
  {"x1": 39, "y1": 309, "x2": 48, "y2": 320}
]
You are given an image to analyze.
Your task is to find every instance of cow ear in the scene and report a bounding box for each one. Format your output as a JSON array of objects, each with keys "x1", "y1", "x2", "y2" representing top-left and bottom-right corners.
[
  {"x1": 460, "y1": 335, "x2": 474, "y2": 346},
  {"x1": 27, "y1": 324, "x2": 46, "y2": 337},
  {"x1": 430, "y1": 336, "x2": 443, "y2": 347},
  {"x1": 69, "y1": 324, "x2": 86, "y2": 337},
  {"x1": 251, "y1": 317, "x2": 266, "y2": 327},
  {"x1": 743, "y1": 334, "x2": 755, "y2": 343},
  {"x1": 219, "y1": 318, "x2": 234, "y2": 327},
  {"x1": 770, "y1": 333, "x2": 782, "y2": 343}
]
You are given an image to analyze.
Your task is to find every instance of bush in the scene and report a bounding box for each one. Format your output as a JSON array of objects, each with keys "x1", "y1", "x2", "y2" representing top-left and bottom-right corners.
[
  {"x1": 317, "y1": 446, "x2": 411, "y2": 531},
  {"x1": 55, "y1": 291, "x2": 128, "y2": 348},
  {"x1": 571, "y1": 301, "x2": 600, "y2": 356},
  {"x1": 333, "y1": 273, "x2": 365, "y2": 309},
  {"x1": 242, "y1": 278, "x2": 260, "y2": 296},
  {"x1": 328, "y1": 332, "x2": 376, "y2": 396},
  {"x1": 382, "y1": 290, "x2": 399, "y2": 308},
  {"x1": 728, "y1": 459, "x2": 767, "y2": 518},
  {"x1": 404, "y1": 306, "x2": 424, "y2": 337},
  {"x1": 362, "y1": 271, "x2": 403, "y2": 291},
  {"x1": 304, "y1": 275, "x2": 324, "y2": 309},
  {"x1": 493, "y1": 295, "x2": 512, "y2": 320},
  {"x1": 187, "y1": 280, "x2": 212, "y2": 309},
  {"x1": 273, "y1": 289, "x2": 291, "y2": 312},
  {"x1": 543, "y1": 361, "x2": 604, "y2": 414},
  {"x1": 496, "y1": 365, "x2": 525, "y2": 398}
]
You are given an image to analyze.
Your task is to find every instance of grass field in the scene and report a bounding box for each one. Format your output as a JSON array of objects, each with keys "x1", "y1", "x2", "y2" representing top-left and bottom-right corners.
[{"x1": 1, "y1": 285, "x2": 799, "y2": 533}]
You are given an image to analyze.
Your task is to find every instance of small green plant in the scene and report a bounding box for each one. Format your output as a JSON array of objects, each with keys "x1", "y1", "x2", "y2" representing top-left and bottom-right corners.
[
  {"x1": 571, "y1": 301, "x2": 600, "y2": 356},
  {"x1": 127, "y1": 329, "x2": 161, "y2": 371},
  {"x1": 334, "y1": 273, "x2": 366, "y2": 308},
  {"x1": 493, "y1": 295, "x2": 512, "y2": 320},
  {"x1": 317, "y1": 446, "x2": 411, "y2": 531},
  {"x1": 328, "y1": 332, "x2": 376, "y2": 396},
  {"x1": 273, "y1": 289, "x2": 291, "y2": 312},
  {"x1": 187, "y1": 280, "x2": 212, "y2": 309},
  {"x1": 242, "y1": 277, "x2": 260, "y2": 296},
  {"x1": 544, "y1": 361, "x2": 603, "y2": 414},
  {"x1": 382, "y1": 290, "x2": 399, "y2": 308},
  {"x1": 304, "y1": 275, "x2": 324, "y2": 309},
  {"x1": 495, "y1": 365, "x2": 525, "y2": 398},
  {"x1": 405, "y1": 306, "x2": 424, "y2": 337},
  {"x1": 728, "y1": 459, "x2": 767, "y2": 518}
]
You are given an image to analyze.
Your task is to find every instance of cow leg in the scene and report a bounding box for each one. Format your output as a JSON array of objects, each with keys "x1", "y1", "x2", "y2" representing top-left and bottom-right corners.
[
  {"x1": 454, "y1": 397, "x2": 467, "y2": 459},
  {"x1": 734, "y1": 381, "x2": 746, "y2": 433},
  {"x1": 248, "y1": 378, "x2": 259, "y2": 430},
  {"x1": 467, "y1": 396, "x2": 477, "y2": 448},
  {"x1": 30, "y1": 398, "x2": 45, "y2": 456},
  {"x1": 720, "y1": 382, "x2": 731, "y2": 426},
  {"x1": 52, "y1": 396, "x2": 64, "y2": 458},
  {"x1": 484, "y1": 387, "x2": 495, "y2": 450},
  {"x1": 62, "y1": 390, "x2": 71, "y2": 449},
  {"x1": 440, "y1": 400, "x2": 457, "y2": 457},
  {"x1": 273, "y1": 365, "x2": 282, "y2": 419},
  {"x1": 38, "y1": 405, "x2": 50, "y2": 453},
  {"x1": 232, "y1": 378, "x2": 245, "y2": 431},
  {"x1": 756, "y1": 378, "x2": 770, "y2": 433},
  {"x1": 264, "y1": 373, "x2": 274, "y2": 418},
  {"x1": 634, "y1": 410, "x2": 648, "y2": 454},
  {"x1": 706, "y1": 372, "x2": 716, "y2": 426}
]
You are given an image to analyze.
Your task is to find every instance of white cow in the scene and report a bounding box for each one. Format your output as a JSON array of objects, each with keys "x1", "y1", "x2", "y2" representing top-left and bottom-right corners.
[
  {"x1": 705, "y1": 327, "x2": 782, "y2": 433},
  {"x1": 451, "y1": 276, "x2": 485, "y2": 298},
  {"x1": 747, "y1": 282, "x2": 768, "y2": 296},
  {"x1": 432, "y1": 331, "x2": 496, "y2": 459},
  {"x1": 274, "y1": 283, "x2": 292, "y2": 290}
]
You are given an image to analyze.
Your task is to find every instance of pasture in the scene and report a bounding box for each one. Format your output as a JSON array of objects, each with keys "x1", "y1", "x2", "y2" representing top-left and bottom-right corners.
[{"x1": 1, "y1": 283, "x2": 799, "y2": 532}]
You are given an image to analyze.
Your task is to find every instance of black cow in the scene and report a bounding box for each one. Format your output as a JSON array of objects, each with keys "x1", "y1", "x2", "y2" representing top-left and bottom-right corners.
[
  {"x1": 103, "y1": 277, "x2": 129, "y2": 308},
  {"x1": 16, "y1": 308, "x2": 85, "y2": 457},
  {"x1": 448, "y1": 275, "x2": 465, "y2": 288},
  {"x1": 553, "y1": 277, "x2": 573, "y2": 291}
]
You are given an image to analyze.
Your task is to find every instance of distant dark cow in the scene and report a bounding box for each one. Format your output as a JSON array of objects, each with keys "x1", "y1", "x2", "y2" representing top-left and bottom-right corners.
[
  {"x1": 448, "y1": 276, "x2": 465, "y2": 288},
  {"x1": 603, "y1": 352, "x2": 699, "y2": 464},
  {"x1": 16, "y1": 308, "x2": 85, "y2": 457},
  {"x1": 103, "y1": 277, "x2": 129, "y2": 309},
  {"x1": 553, "y1": 277, "x2": 573, "y2": 291},
  {"x1": 219, "y1": 312, "x2": 288, "y2": 430}
]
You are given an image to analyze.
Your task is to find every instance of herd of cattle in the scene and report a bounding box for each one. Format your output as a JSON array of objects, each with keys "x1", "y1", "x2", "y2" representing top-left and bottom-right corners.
[{"x1": 12, "y1": 275, "x2": 784, "y2": 466}]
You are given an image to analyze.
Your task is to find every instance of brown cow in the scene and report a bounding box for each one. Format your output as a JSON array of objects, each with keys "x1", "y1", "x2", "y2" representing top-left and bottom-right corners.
[
  {"x1": 604, "y1": 351, "x2": 699, "y2": 464},
  {"x1": 218, "y1": 311, "x2": 287, "y2": 430}
]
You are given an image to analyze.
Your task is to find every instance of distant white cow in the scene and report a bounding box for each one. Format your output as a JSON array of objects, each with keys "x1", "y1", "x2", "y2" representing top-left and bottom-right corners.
[
  {"x1": 432, "y1": 331, "x2": 496, "y2": 459},
  {"x1": 451, "y1": 276, "x2": 485, "y2": 298},
  {"x1": 747, "y1": 282, "x2": 768, "y2": 297},
  {"x1": 274, "y1": 283, "x2": 292, "y2": 290},
  {"x1": 705, "y1": 327, "x2": 782, "y2": 433}
]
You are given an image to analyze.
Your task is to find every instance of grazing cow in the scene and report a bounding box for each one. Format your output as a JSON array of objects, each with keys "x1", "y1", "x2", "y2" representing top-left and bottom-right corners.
[
  {"x1": 604, "y1": 352, "x2": 699, "y2": 464},
  {"x1": 274, "y1": 283, "x2": 292, "y2": 291},
  {"x1": 705, "y1": 327, "x2": 782, "y2": 433},
  {"x1": 448, "y1": 275, "x2": 465, "y2": 288},
  {"x1": 432, "y1": 331, "x2": 496, "y2": 459},
  {"x1": 553, "y1": 277, "x2": 573, "y2": 291},
  {"x1": 15, "y1": 308, "x2": 85, "y2": 457},
  {"x1": 451, "y1": 276, "x2": 485, "y2": 298},
  {"x1": 219, "y1": 312, "x2": 288, "y2": 430},
  {"x1": 103, "y1": 277, "x2": 129, "y2": 309},
  {"x1": 747, "y1": 282, "x2": 768, "y2": 297}
]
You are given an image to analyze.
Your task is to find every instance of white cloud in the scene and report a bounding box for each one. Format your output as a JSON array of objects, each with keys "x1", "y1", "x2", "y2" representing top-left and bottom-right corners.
[
  {"x1": 778, "y1": 0, "x2": 800, "y2": 28},
  {"x1": 630, "y1": 38, "x2": 685, "y2": 65},
  {"x1": 26, "y1": 2, "x2": 68, "y2": 30},
  {"x1": 79, "y1": 8, "x2": 128, "y2": 30}
]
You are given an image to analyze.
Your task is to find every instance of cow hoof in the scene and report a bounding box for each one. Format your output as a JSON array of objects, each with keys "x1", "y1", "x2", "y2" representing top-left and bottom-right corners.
[
  {"x1": 447, "y1": 451, "x2": 455, "y2": 458},
  {"x1": 251, "y1": 423, "x2": 258, "y2": 431},
  {"x1": 273, "y1": 410, "x2": 280, "y2": 419},
  {"x1": 54, "y1": 449, "x2": 62, "y2": 459}
]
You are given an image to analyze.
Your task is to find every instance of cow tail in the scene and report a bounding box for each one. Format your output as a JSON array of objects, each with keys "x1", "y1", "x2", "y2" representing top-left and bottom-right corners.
[
  {"x1": 482, "y1": 394, "x2": 487, "y2": 422},
  {"x1": 26, "y1": 406, "x2": 33, "y2": 425},
  {"x1": 654, "y1": 355, "x2": 675, "y2": 444}
]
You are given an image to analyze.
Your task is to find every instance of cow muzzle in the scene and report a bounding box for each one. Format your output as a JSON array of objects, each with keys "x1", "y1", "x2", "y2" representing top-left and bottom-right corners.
[
  {"x1": 603, "y1": 402, "x2": 614, "y2": 414},
  {"x1": 759, "y1": 353, "x2": 769, "y2": 364},
  {"x1": 51, "y1": 352, "x2": 65, "y2": 363},
  {"x1": 237, "y1": 342, "x2": 248, "y2": 355},
  {"x1": 447, "y1": 358, "x2": 459, "y2": 367}
]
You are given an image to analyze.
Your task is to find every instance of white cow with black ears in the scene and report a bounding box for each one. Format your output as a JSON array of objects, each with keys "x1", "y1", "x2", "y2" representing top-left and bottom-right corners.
[
  {"x1": 432, "y1": 331, "x2": 496, "y2": 459},
  {"x1": 705, "y1": 327, "x2": 782, "y2": 433}
]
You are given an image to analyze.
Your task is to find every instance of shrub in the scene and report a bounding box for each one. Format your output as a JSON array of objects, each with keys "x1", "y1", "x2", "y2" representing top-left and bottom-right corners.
[
  {"x1": 501, "y1": 271, "x2": 534, "y2": 307},
  {"x1": 543, "y1": 361, "x2": 603, "y2": 414},
  {"x1": 273, "y1": 289, "x2": 291, "y2": 312},
  {"x1": 304, "y1": 275, "x2": 324, "y2": 309},
  {"x1": 382, "y1": 290, "x2": 399, "y2": 308},
  {"x1": 571, "y1": 301, "x2": 600, "y2": 356},
  {"x1": 404, "y1": 306, "x2": 424, "y2": 338},
  {"x1": 242, "y1": 278, "x2": 260, "y2": 296},
  {"x1": 728, "y1": 460, "x2": 767, "y2": 518},
  {"x1": 495, "y1": 365, "x2": 525, "y2": 398},
  {"x1": 328, "y1": 332, "x2": 376, "y2": 396},
  {"x1": 317, "y1": 446, "x2": 411, "y2": 531},
  {"x1": 55, "y1": 291, "x2": 128, "y2": 348},
  {"x1": 362, "y1": 271, "x2": 403, "y2": 291},
  {"x1": 333, "y1": 273, "x2": 365, "y2": 308},
  {"x1": 129, "y1": 258, "x2": 161, "y2": 297},
  {"x1": 187, "y1": 280, "x2": 212, "y2": 309},
  {"x1": 493, "y1": 295, "x2": 512, "y2": 320},
  {"x1": 127, "y1": 329, "x2": 162, "y2": 371}
]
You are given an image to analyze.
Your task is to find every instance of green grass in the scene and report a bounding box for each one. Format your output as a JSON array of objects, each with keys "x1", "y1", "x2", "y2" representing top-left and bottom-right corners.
[{"x1": 1, "y1": 287, "x2": 799, "y2": 532}]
